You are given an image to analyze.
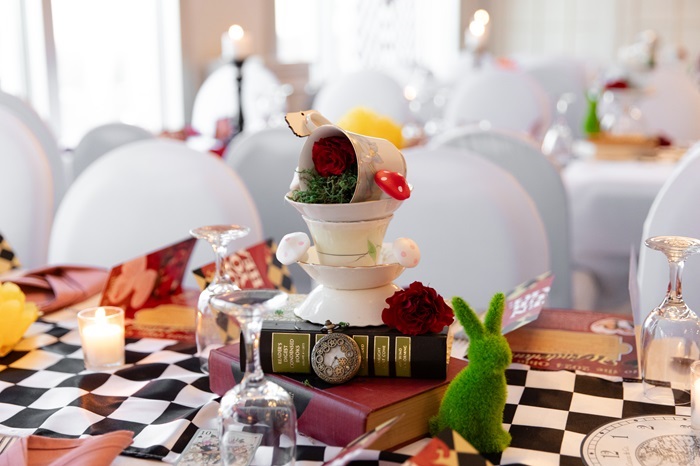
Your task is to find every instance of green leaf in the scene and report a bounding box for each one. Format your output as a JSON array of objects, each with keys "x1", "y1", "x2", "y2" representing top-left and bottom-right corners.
[{"x1": 367, "y1": 241, "x2": 377, "y2": 262}]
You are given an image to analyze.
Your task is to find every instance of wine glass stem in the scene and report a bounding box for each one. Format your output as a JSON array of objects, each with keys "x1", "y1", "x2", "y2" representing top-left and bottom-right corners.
[
  {"x1": 243, "y1": 319, "x2": 265, "y2": 384},
  {"x1": 667, "y1": 259, "x2": 684, "y2": 303},
  {"x1": 213, "y1": 243, "x2": 234, "y2": 286}
]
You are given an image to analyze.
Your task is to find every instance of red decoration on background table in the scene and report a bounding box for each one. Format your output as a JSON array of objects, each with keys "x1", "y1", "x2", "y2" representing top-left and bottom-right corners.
[{"x1": 374, "y1": 170, "x2": 410, "y2": 200}]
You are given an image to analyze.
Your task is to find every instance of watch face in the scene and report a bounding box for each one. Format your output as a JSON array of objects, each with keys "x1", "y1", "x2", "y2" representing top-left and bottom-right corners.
[
  {"x1": 581, "y1": 415, "x2": 696, "y2": 466},
  {"x1": 311, "y1": 332, "x2": 362, "y2": 384}
]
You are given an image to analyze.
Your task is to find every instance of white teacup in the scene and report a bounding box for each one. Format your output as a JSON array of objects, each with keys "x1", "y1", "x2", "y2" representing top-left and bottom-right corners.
[
  {"x1": 302, "y1": 215, "x2": 393, "y2": 267},
  {"x1": 289, "y1": 111, "x2": 407, "y2": 203}
]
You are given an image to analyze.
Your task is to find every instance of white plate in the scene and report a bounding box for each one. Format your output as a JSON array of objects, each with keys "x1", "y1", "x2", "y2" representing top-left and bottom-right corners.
[
  {"x1": 285, "y1": 193, "x2": 404, "y2": 222},
  {"x1": 298, "y1": 246, "x2": 404, "y2": 290}
]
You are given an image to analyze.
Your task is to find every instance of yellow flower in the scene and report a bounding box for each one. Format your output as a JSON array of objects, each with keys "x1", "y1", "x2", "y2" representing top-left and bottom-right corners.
[
  {"x1": 0, "y1": 282, "x2": 39, "y2": 356},
  {"x1": 337, "y1": 107, "x2": 405, "y2": 149}
]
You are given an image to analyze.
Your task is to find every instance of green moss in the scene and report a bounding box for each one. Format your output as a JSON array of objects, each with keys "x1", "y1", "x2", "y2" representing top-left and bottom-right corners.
[{"x1": 290, "y1": 168, "x2": 357, "y2": 204}]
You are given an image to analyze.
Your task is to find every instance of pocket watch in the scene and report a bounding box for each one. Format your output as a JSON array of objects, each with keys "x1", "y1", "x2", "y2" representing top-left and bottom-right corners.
[{"x1": 311, "y1": 320, "x2": 362, "y2": 384}]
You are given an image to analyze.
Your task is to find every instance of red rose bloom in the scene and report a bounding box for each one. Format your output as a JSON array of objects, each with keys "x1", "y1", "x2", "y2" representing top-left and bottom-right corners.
[
  {"x1": 312, "y1": 135, "x2": 356, "y2": 177},
  {"x1": 382, "y1": 282, "x2": 454, "y2": 335}
]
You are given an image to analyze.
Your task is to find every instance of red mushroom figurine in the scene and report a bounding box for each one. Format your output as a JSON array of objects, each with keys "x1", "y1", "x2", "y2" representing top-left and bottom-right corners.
[{"x1": 374, "y1": 170, "x2": 410, "y2": 200}]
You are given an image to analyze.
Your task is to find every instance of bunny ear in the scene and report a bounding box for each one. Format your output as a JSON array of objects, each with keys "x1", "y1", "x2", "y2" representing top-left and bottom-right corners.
[
  {"x1": 484, "y1": 292, "x2": 506, "y2": 335},
  {"x1": 451, "y1": 296, "x2": 484, "y2": 339}
]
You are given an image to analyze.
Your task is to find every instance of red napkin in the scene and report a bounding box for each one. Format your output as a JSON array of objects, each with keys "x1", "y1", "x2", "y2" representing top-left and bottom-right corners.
[
  {"x1": 6, "y1": 265, "x2": 109, "y2": 313},
  {"x1": 0, "y1": 431, "x2": 133, "y2": 466}
]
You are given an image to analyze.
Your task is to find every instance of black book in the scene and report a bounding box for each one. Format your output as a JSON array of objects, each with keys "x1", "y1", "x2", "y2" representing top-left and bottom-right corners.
[{"x1": 241, "y1": 307, "x2": 451, "y2": 379}]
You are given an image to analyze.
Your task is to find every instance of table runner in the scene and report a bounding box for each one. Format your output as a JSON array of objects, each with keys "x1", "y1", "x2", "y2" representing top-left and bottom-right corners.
[
  {"x1": 0, "y1": 309, "x2": 690, "y2": 465},
  {"x1": 0, "y1": 309, "x2": 218, "y2": 463}
]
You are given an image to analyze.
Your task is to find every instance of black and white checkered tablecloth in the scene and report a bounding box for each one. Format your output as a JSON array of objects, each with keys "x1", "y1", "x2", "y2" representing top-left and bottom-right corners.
[
  {"x1": 0, "y1": 309, "x2": 689, "y2": 465},
  {"x1": 0, "y1": 308, "x2": 218, "y2": 463}
]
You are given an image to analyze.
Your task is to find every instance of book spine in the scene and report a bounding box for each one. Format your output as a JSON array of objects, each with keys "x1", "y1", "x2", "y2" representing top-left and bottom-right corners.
[
  {"x1": 249, "y1": 329, "x2": 448, "y2": 379},
  {"x1": 209, "y1": 346, "x2": 370, "y2": 446}
]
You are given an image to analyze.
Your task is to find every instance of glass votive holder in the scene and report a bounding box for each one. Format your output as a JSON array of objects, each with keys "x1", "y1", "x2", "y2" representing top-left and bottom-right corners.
[
  {"x1": 691, "y1": 360, "x2": 700, "y2": 430},
  {"x1": 77, "y1": 306, "x2": 125, "y2": 371}
]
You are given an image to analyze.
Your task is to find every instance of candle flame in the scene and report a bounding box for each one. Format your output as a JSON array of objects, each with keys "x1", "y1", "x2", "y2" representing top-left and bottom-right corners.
[
  {"x1": 228, "y1": 24, "x2": 245, "y2": 41},
  {"x1": 95, "y1": 307, "x2": 107, "y2": 322},
  {"x1": 474, "y1": 9, "x2": 490, "y2": 25}
]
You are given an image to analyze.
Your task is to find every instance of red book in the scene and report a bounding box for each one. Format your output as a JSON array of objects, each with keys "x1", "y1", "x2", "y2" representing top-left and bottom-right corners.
[{"x1": 209, "y1": 345, "x2": 467, "y2": 450}]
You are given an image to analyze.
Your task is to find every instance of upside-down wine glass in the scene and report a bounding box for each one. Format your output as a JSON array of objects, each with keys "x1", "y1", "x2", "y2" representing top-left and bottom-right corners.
[
  {"x1": 641, "y1": 235, "x2": 700, "y2": 404},
  {"x1": 190, "y1": 224, "x2": 250, "y2": 373},
  {"x1": 210, "y1": 289, "x2": 296, "y2": 466}
]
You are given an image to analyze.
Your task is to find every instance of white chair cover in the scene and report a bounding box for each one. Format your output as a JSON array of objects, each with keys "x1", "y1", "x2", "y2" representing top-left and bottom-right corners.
[
  {"x1": 443, "y1": 67, "x2": 552, "y2": 142},
  {"x1": 518, "y1": 55, "x2": 589, "y2": 139},
  {"x1": 191, "y1": 57, "x2": 284, "y2": 139},
  {"x1": 224, "y1": 127, "x2": 310, "y2": 292},
  {"x1": 0, "y1": 90, "x2": 65, "y2": 209},
  {"x1": 638, "y1": 144, "x2": 700, "y2": 317},
  {"x1": 637, "y1": 66, "x2": 700, "y2": 146},
  {"x1": 385, "y1": 145, "x2": 550, "y2": 312},
  {"x1": 312, "y1": 70, "x2": 410, "y2": 124},
  {"x1": 70, "y1": 122, "x2": 153, "y2": 182},
  {"x1": 48, "y1": 139, "x2": 263, "y2": 289},
  {"x1": 0, "y1": 107, "x2": 54, "y2": 269},
  {"x1": 431, "y1": 127, "x2": 573, "y2": 309}
]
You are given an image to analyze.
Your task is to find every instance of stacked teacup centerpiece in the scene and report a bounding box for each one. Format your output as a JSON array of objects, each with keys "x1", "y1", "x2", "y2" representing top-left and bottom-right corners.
[{"x1": 277, "y1": 110, "x2": 420, "y2": 326}]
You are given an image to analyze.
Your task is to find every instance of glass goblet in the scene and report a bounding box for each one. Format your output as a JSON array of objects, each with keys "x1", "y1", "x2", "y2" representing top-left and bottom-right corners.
[
  {"x1": 190, "y1": 224, "x2": 250, "y2": 373},
  {"x1": 541, "y1": 93, "x2": 575, "y2": 170},
  {"x1": 210, "y1": 289, "x2": 296, "y2": 466},
  {"x1": 641, "y1": 235, "x2": 700, "y2": 404}
]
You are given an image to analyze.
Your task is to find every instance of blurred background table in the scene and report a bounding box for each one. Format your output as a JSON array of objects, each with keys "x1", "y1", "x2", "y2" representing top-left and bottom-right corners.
[{"x1": 562, "y1": 156, "x2": 678, "y2": 313}]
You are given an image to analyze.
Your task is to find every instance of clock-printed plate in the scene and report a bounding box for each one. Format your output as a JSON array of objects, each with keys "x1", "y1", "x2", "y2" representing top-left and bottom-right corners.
[{"x1": 581, "y1": 415, "x2": 700, "y2": 465}]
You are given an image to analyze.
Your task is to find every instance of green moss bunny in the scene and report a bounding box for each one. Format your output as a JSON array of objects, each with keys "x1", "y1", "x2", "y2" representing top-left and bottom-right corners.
[{"x1": 429, "y1": 292, "x2": 512, "y2": 453}]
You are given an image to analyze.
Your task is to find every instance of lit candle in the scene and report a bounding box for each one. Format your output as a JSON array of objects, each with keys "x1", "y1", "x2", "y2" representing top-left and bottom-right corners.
[
  {"x1": 78, "y1": 306, "x2": 125, "y2": 370},
  {"x1": 692, "y1": 360, "x2": 700, "y2": 430},
  {"x1": 221, "y1": 24, "x2": 252, "y2": 61}
]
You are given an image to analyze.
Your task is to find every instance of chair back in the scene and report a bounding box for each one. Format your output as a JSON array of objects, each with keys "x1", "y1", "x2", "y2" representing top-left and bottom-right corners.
[
  {"x1": 0, "y1": 90, "x2": 66, "y2": 208},
  {"x1": 385, "y1": 145, "x2": 550, "y2": 311},
  {"x1": 0, "y1": 107, "x2": 54, "y2": 269},
  {"x1": 431, "y1": 127, "x2": 573, "y2": 308},
  {"x1": 48, "y1": 139, "x2": 263, "y2": 289},
  {"x1": 224, "y1": 127, "x2": 311, "y2": 292},
  {"x1": 191, "y1": 57, "x2": 284, "y2": 138},
  {"x1": 638, "y1": 144, "x2": 700, "y2": 315},
  {"x1": 312, "y1": 70, "x2": 410, "y2": 124},
  {"x1": 443, "y1": 67, "x2": 551, "y2": 141},
  {"x1": 637, "y1": 66, "x2": 700, "y2": 145},
  {"x1": 70, "y1": 122, "x2": 153, "y2": 181},
  {"x1": 519, "y1": 55, "x2": 589, "y2": 138}
]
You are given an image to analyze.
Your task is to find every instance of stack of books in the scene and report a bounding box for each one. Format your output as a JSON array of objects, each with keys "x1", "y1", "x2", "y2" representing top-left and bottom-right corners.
[{"x1": 209, "y1": 344, "x2": 466, "y2": 450}]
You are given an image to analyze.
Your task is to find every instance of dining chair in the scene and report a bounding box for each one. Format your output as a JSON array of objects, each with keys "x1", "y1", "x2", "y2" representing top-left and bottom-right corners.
[
  {"x1": 191, "y1": 56, "x2": 285, "y2": 139},
  {"x1": 517, "y1": 55, "x2": 589, "y2": 139},
  {"x1": 384, "y1": 145, "x2": 550, "y2": 312},
  {"x1": 48, "y1": 138, "x2": 263, "y2": 289},
  {"x1": 0, "y1": 106, "x2": 54, "y2": 269},
  {"x1": 638, "y1": 144, "x2": 700, "y2": 317},
  {"x1": 442, "y1": 66, "x2": 552, "y2": 142},
  {"x1": 637, "y1": 65, "x2": 700, "y2": 146},
  {"x1": 223, "y1": 127, "x2": 311, "y2": 292},
  {"x1": 312, "y1": 69, "x2": 410, "y2": 125},
  {"x1": 0, "y1": 90, "x2": 66, "y2": 210},
  {"x1": 69, "y1": 122, "x2": 153, "y2": 183},
  {"x1": 430, "y1": 127, "x2": 574, "y2": 309}
]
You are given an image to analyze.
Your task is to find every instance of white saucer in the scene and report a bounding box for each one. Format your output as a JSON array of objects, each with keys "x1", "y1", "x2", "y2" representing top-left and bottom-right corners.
[{"x1": 298, "y1": 246, "x2": 404, "y2": 290}]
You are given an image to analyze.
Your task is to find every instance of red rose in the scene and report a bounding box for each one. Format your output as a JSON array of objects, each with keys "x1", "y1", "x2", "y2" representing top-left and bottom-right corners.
[
  {"x1": 382, "y1": 282, "x2": 454, "y2": 335},
  {"x1": 312, "y1": 135, "x2": 356, "y2": 177}
]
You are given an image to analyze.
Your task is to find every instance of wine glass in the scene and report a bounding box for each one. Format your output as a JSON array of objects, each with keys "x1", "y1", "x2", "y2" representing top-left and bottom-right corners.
[
  {"x1": 210, "y1": 289, "x2": 296, "y2": 466},
  {"x1": 541, "y1": 93, "x2": 576, "y2": 170},
  {"x1": 190, "y1": 224, "x2": 250, "y2": 373},
  {"x1": 641, "y1": 235, "x2": 700, "y2": 404}
]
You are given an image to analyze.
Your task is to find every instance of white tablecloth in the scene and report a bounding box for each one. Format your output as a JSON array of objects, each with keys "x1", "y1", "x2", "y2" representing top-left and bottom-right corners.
[{"x1": 562, "y1": 158, "x2": 678, "y2": 312}]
